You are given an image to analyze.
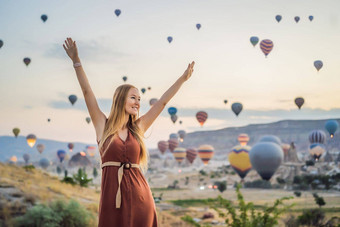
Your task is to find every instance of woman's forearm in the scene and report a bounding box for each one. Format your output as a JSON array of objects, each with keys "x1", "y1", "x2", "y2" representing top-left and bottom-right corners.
[
  {"x1": 72, "y1": 58, "x2": 93, "y2": 96},
  {"x1": 158, "y1": 76, "x2": 186, "y2": 106}
]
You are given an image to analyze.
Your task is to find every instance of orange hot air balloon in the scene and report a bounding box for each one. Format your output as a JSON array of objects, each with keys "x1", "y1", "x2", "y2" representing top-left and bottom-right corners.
[
  {"x1": 228, "y1": 145, "x2": 252, "y2": 179},
  {"x1": 26, "y1": 134, "x2": 37, "y2": 147},
  {"x1": 196, "y1": 111, "x2": 208, "y2": 126},
  {"x1": 173, "y1": 147, "x2": 186, "y2": 164},
  {"x1": 80, "y1": 151, "x2": 86, "y2": 157},
  {"x1": 86, "y1": 146, "x2": 96, "y2": 157},
  {"x1": 198, "y1": 144, "x2": 214, "y2": 165},
  {"x1": 237, "y1": 134, "x2": 249, "y2": 146},
  {"x1": 10, "y1": 156, "x2": 18, "y2": 163}
]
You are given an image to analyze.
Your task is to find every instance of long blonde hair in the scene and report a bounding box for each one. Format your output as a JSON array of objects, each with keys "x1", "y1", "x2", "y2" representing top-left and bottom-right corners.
[{"x1": 98, "y1": 84, "x2": 149, "y2": 171}]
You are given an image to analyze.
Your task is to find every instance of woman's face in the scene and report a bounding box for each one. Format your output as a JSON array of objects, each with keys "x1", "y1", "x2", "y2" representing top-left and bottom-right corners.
[{"x1": 125, "y1": 87, "x2": 140, "y2": 116}]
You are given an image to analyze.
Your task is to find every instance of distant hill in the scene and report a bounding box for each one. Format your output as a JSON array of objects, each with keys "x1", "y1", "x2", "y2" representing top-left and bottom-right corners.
[
  {"x1": 0, "y1": 136, "x2": 98, "y2": 162},
  {"x1": 179, "y1": 118, "x2": 340, "y2": 155}
]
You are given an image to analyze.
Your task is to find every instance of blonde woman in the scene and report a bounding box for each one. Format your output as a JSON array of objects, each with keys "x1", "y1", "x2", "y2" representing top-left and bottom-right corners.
[{"x1": 63, "y1": 37, "x2": 195, "y2": 227}]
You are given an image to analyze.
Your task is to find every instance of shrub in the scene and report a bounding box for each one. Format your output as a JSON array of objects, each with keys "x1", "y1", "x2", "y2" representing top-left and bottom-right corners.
[
  {"x1": 214, "y1": 181, "x2": 227, "y2": 193},
  {"x1": 14, "y1": 199, "x2": 94, "y2": 227},
  {"x1": 298, "y1": 209, "x2": 325, "y2": 226},
  {"x1": 73, "y1": 168, "x2": 92, "y2": 187},
  {"x1": 293, "y1": 191, "x2": 301, "y2": 197},
  {"x1": 244, "y1": 179, "x2": 272, "y2": 189}
]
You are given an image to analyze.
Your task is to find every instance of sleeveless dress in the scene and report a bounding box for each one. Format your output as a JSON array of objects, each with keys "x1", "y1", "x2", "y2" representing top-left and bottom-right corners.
[{"x1": 98, "y1": 130, "x2": 158, "y2": 227}]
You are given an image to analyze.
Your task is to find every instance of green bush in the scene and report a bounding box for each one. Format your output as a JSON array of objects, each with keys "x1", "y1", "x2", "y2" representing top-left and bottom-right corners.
[
  {"x1": 14, "y1": 199, "x2": 94, "y2": 227},
  {"x1": 298, "y1": 209, "x2": 325, "y2": 226},
  {"x1": 293, "y1": 191, "x2": 301, "y2": 197},
  {"x1": 244, "y1": 179, "x2": 272, "y2": 189},
  {"x1": 73, "y1": 168, "x2": 92, "y2": 187},
  {"x1": 214, "y1": 184, "x2": 294, "y2": 227}
]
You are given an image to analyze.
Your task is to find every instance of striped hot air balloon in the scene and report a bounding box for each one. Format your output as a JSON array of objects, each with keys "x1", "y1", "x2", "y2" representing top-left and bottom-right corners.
[
  {"x1": 173, "y1": 147, "x2": 186, "y2": 164},
  {"x1": 309, "y1": 130, "x2": 326, "y2": 144},
  {"x1": 158, "y1": 141, "x2": 168, "y2": 154},
  {"x1": 168, "y1": 138, "x2": 179, "y2": 152},
  {"x1": 259, "y1": 39, "x2": 274, "y2": 57},
  {"x1": 186, "y1": 148, "x2": 197, "y2": 164},
  {"x1": 228, "y1": 145, "x2": 252, "y2": 179},
  {"x1": 198, "y1": 145, "x2": 214, "y2": 165},
  {"x1": 238, "y1": 134, "x2": 249, "y2": 146},
  {"x1": 196, "y1": 111, "x2": 208, "y2": 126}
]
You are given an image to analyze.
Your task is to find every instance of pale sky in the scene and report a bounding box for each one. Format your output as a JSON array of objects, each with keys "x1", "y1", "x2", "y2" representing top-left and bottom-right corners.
[{"x1": 1, "y1": 0, "x2": 340, "y2": 149}]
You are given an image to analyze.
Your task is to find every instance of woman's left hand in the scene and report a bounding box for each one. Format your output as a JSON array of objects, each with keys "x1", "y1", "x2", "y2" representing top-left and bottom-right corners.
[{"x1": 181, "y1": 61, "x2": 195, "y2": 81}]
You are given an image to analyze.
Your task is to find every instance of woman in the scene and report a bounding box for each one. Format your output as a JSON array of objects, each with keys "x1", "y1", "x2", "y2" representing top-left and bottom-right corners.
[{"x1": 63, "y1": 37, "x2": 195, "y2": 227}]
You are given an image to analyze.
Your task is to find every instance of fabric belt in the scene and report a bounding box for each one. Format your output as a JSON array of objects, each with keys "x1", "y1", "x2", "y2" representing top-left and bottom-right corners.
[{"x1": 101, "y1": 161, "x2": 140, "y2": 208}]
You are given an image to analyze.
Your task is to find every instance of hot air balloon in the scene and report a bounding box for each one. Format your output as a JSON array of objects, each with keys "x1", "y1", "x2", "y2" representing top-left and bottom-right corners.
[
  {"x1": 0, "y1": 40, "x2": 3, "y2": 48},
  {"x1": 149, "y1": 98, "x2": 158, "y2": 106},
  {"x1": 223, "y1": 99, "x2": 228, "y2": 104},
  {"x1": 23, "y1": 153, "x2": 30, "y2": 164},
  {"x1": 294, "y1": 16, "x2": 300, "y2": 23},
  {"x1": 167, "y1": 36, "x2": 173, "y2": 43},
  {"x1": 12, "y1": 128, "x2": 20, "y2": 138},
  {"x1": 148, "y1": 87, "x2": 151, "y2": 90},
  {"x1": 168, "y1": 107, "x2": 177, "y2": 116},
  {"x1": 259, "y1": 135, "x2": 281, "y2": 145},
  {"x1": 26, "y1": 134, "x2": 37, "y2": 147},
  {"x1": 309, "y1": 15, "x2": 314, "y2": 21},
  {"x1": 171, "y1": 115, "x2": 178, "y2": 124},
  {"x1": 238, "y1": 134, "x2": 249, "y2": 146},
  {"x1": 86, "y1": 145, "x2": 96, "y2": 157},
  {"x1": 309, "y1": 143, "x2": 325, "y2": 161},
  {"x1": 169, "y1": 133, "x2": 179, "y2": 140},
  {"x1": 314, "y1": 60, "x2": 323, "y2": 72},
  {"x1": 275, "y1": 15, "x2": 282, "y2": 23},
  {"x1": 249, "y1": 142, "x2": 283, "y2": 181},
  {"x1": 198, "y1": 145, "x2": 214, "y2": 165},
  {"x1": 260, "y1": 39, "x2": 274, "y2": 57},
  {"x1": 86, "y1": 117, "x2": 91, "y2": 124},
  {"x1": 186, "y1": 148, "x2": 197, "y2": 164},
  {"x1": 196, "y1": 24, "x2": 201, "y2": 30},
  {"x1": 178, "y1": 130, "x2": 186, "y2": 142},
  {"x1": 57, "y1": 150, "x2": 66, "y2": 163},
  {"x1": 9, "y1": 156, "x2": 17, "y2": 163},
  {"x1": 168, "y1": 138, "x2": 179, "y2": 152},
  {"x1": 179, "y1": 120, "x2": 183, "y2": 124},
  {"x1": 229, "y1": 145, "x2": 252, "y2": 179},
  {"x1": 23, "y1": 57, "x2": 31, "y2": 66},
  {"x1": 39, "y1": 158, "x2": 50, "y2": 169},
  {"x1": 114, "y1": 9, "x2": 121, "y2": 17},
  {"x1": 309, "y1": 130, "x2": 326, "y2": 144},
  {"x1": 250, "y1": 36, "x2": 259, "y2": 47},
  {"x1": 231, "y1": 103, "x2": 243, "y2": 116},
  {"x1": 173, "y1": 147, "x2": 186, "y2": 164},
  {"x1": 68, "y1": 143, "x2": 74, "y2": 152},
  {"x1": 37, "y1": 144, "x2": 45, "y2": 154},
  {"x1": 47, "y1": 118, "x2": 51, "y2": 122},
  {"x1": 68, "y1": 95, "x2": 77, "y2": 105},
  {"x1": 294, "y1": 97, "x2": 304, "y2": 109},
  {"x1": 41, "y1": 14, "x2": 48, "y2": 22},
  {"x1": 196, "y1": 111, "x2": 208, "y2": 126},
  {"x1": 158, "y1": 141, "x2": 168, "y2": 154},
  {"x1": 325, "y1": 120, "x2": 339, "y2": 138},
  {"x1": 122, "y1": 76, "x2": 127, "y2": 82},
  {"x1": 80, "y1": 151, "x2": 86, "y2": 156},
  {"x1": 141, "y1": 88, "x2": 146, "y2": 94}
]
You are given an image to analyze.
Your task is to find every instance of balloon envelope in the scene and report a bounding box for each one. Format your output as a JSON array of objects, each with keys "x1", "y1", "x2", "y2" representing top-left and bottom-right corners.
[
  {"x1": 141, "y1": 88, "x2": 146, "y2": 94},
  {"x1": 309, "y1": 130, "x2": 326, "y2": 144},
  {"x1": 196, "y1": 24, "x2": 201, "y2": 30},
  {"x1": 250, "y1": 36, "x2": 259, "y2": 47},
  {"x1": 231, "y1": 103, "x2": 243, "y2": 116},
  {"x1": 325, "y1": 120, "x2": 339, "y2": 138},
  {"x1": 23, "y1": 153, "x2": 30, "y2": 164},
  {"x1": 309, "y1": 143, "x2": 326, "y2": 161},
  {"x1": 178, "y1": 130, "x2": 186, "y2": 142},
  {"x1": 229, "y1": 145, "x2": 252, "y2": 179},
  {"x1": 186, "y1": 148, "x2": 197, "y2": 164},
  {"x1": 260, "y1": 39, "x2": 274, "y2": 57},
  {"x1": 0, "y1": 40, "x2": 3, "y2": 48},
  {"x1": 41, "y1": 14, "x2": 48, "y2": 22},
  {"x1": 294, "y1": 16, "x2": 300, "y2": 23},
  {"x1": 171, "y1": 115, "x2": 178, "y2": 124},
  {"x1": 39, "y1": 158, "x2": 50, "y2": 169},
  {"x1": 86, "y1": 117, "x2": 91, "y2": 124},
  {"x1": 173, "y1": 147, "x2": 186, "y2": 164},
  {"x1": 275, "y1": 15, "x2": 282, "y2": 23},
  {"x1": 158, "y1": 141, "x2": 169, "y2": 154},
  {"x1": 169, "y1": 133, "x2": 179, "y2": 140},
  {"x1": 238, "y1": 133, "x2": 249, "y2": 146},
  {"x1": 114, "y1": 9, "x2": 121, "y2": 17},
  {"x1": 26, "y1": 134, "x2": 37, "y2": 147},
  {"x1": 68, "y1": 95, "x2": 77, "y2": 105},
  {"x1": 196, "y1": 111, "x2": 208, "y2": 126},
  {"x1": 168, "y1": 107, "x2": 177, "y2": 116},
  {"x1": 198, "y1": 145, "x2": 214, "y2": 165},
  {"x1": 149, "y1": 98, "x2": 158, "y2": 106},
  {"x1": 122, "y1": 76, "x2": 127, "y2": 82},
  {"x1": 259, "y1": 135, "x2": 281, "y2": 145},
  {"x1": 168, "y1": 139, "x2": 179, "y2": 152},
  {"x1": 23, "y1": 57, "x2": 31, "y2": 66},
  {"x1": 167, "y1": 36, "x2": 173, "y2": 43},
  {"x1": 57, "y1": 150, "x2": 66, "y2": 162},
  {"x1": 68, "y1": 143, "x2": 74, "y2": 151},
  {"x1": 309, "y1": 15, "x2": 314, "y2": 21},
  {"x1": 314, "y1": 60, "x2": 323, "y2": 71},
  {"x1": 294, "y1": 97, "x2": 304, "y2": 109},
  {"x1": 12, "y1": 128, "x2": 20, "y2": 138},
  {"x1": 249, "y1": 142, "x2": 283, "y2": 181},
  {"x1": 37, "y1": 144, "x2": 45, "y2": 154}
]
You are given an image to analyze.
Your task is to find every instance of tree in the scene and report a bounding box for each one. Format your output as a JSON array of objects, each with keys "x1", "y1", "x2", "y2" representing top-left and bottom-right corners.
[
  {"x1": 93, "y1": 167, "x2": 98, "y2": 178},
  {"x1": 312, "y1": 193, "x2": 326, "y2": 208},
  {"x1": 56, "y1": 166, "x2": 62, "y2": 175},
  {"x1": 214, "y1": 181, "x2": 227, "y2": 193},
  {"x1": 73, "y1": 168, "x2": 92, "y2": 187}
]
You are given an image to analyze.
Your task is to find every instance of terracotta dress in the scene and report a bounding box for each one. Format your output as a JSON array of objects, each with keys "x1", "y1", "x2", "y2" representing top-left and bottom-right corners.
[{"x1": 98, "y1": 130, "x2": 158, "y2": 227}]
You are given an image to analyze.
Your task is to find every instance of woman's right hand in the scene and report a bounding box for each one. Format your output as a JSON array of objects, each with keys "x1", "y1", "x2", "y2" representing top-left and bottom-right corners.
[{"x1": 63, "y1": 37, "x2": 79, "y2": 62}]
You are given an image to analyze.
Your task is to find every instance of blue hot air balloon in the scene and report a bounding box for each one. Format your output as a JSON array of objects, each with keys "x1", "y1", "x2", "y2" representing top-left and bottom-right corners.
[
  {"x1": 249, "y1": 142, "x2": 283, "y2": 181},
  {"x1": 122, "y1": 76, "x2": 127, "y2": 82},
  {"x1": 231, "y1": 103, "x2": 243, "y2": 116},
  {"x1": 325, "y1": 120, "x2": 339, "y2": 138},
  {"x1": 275, "y1": 15, "x2": 282, "y2": 23},
  {"x1": 169, "y1": 133, "x2": 179, "y2": 140},
  {"x1": 314, "y1": 60, "x2": 323, "y2": 72},
  {"x1": 114, "y1": 9, "x2": 121, "y2": 17},
  {"x1": 168, "y1": 107, "x2": 177, "y2": 116},
  {"x1": 0, "y1": 40, "x2": 3, "y2": 48},
  {"x1": 309, "y1": 15, "x2": 314, "y2": 21},
  {"x1": 167, "y1": 36, "x2": 173, "y2": 43},
  {"x1": 141, "y1": 88, "x2": 146, "y2": 94},
  {"x1": 57, "y1": 150, "x2": 66, "y2": 163},
  {"x1": 196, "y1": 24, "x2": 201, "y2": 30},
  {"x1": 68, "y1": 95, "x2": 77, "y2": 105},
  {"x1": 39, "y1": 158, "x2": 50, "y2": 169},
  {"x1": 259, "y1": 135, "x2": 281, "y2": 145},
  {"x1": 294, "y1": 16, "x2": 300, "y2": 23},
  {"x1": 41, "y1": 14, "x2": 48, "y2": 22},
  {"x1": 250, "y1": 36, "x2": 259, "y2": 47}
]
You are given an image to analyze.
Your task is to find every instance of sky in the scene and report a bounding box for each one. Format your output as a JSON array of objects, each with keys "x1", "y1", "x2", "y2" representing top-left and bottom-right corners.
[{"x1": 1, "y1": 0, "x2": 340, "y2": 149}]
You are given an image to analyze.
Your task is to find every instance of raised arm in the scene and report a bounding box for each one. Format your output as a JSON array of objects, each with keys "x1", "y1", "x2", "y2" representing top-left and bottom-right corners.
[
  {"x1": 63, "y1": 38, "x2": 106, "y2": 141},
  {"x1": 138, "y1": 61, "x2": 195, "y2": 132}
]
